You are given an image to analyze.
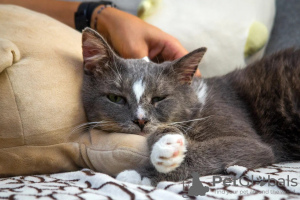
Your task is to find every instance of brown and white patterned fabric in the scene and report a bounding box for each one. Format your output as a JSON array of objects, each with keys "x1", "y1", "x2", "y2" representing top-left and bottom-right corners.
[{"x1": 0, "y1": 162, "x2": 299, "y2": 200}]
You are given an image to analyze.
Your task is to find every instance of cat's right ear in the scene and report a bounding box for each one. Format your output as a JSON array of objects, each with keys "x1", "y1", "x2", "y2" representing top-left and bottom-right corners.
[
  {"x1": 171, "y1": 47, "x2": 207, "y2": 84},
  {"x1": 82, "y1": 28, "x2": 116, "y2": 74}
]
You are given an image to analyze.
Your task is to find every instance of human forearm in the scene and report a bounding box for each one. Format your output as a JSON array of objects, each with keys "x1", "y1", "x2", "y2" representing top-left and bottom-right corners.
[
  {"x1": 1, "y1": 0, "x2": 195, "y2": 73},
  {"x1": 0, "y1": 0, "x2": 80, "y2": 27}
]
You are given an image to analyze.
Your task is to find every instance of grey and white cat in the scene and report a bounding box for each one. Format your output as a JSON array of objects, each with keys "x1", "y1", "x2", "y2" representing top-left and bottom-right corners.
[{"x1": 81, "y1": 28, "x2": 300, "y2": 186}]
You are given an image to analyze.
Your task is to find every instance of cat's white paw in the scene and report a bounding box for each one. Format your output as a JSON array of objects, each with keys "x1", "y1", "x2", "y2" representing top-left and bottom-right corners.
[
  {"x1": 151, "y1": 134, "x2": 187, "y2": 173},
  {"x1": 116, "y1": 170, "x2": 151, "y2": 186}
]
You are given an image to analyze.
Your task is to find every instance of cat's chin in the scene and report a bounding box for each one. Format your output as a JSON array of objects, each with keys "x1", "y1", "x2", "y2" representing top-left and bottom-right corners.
[
  {"x1": 137, "y1": 132, "x2": 149, "y2": 137},
  {"x1": 123, "y1": 130, "x2": 151, "y2": 137},
  {"x1": 126, "y1": 129, "x2": 154, "y2": 137}
]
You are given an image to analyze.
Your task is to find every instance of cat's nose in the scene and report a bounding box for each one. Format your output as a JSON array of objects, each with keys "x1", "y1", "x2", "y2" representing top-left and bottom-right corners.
[{"x1": 132, "y1": 118, "x2": 150, "y2": 131}]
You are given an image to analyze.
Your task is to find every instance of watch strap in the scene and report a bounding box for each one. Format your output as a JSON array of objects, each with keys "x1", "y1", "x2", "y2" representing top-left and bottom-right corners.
[{"x1": 75, "y1": 1, "x2": 116, "y2": 32}]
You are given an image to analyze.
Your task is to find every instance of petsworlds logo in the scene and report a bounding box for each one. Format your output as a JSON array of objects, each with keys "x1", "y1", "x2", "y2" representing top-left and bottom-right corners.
[
  {"x1": 182, "y1": 172, "x2": 298, "y2": 197},
  {"x1": 212, "y1": 175, "x2": 298, "y2": 187}
]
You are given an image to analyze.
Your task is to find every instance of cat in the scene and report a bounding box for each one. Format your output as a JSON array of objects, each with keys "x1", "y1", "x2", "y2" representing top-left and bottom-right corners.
[{"x1": 81, "y1": 27, "x2": 300, "y2": 186}]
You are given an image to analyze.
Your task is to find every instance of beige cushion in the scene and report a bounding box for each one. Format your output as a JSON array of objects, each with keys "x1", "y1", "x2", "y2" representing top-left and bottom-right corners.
[{"x1": 0, "y1": 5, "x2": 148, "y2": 177}]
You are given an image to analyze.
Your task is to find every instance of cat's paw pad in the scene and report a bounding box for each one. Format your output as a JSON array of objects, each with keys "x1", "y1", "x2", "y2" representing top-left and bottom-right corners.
[
  {"x1": 116, "y1": 170, "x2": 151, "y2": 186},
  {"x1": 151, "y1": 134, "x2": 187, "y2": 173}
]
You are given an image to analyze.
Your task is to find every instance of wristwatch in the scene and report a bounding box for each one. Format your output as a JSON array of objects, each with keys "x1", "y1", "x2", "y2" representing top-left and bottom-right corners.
[{"x1": 74, "y1": 1, "x2": 116, "y2": 32}]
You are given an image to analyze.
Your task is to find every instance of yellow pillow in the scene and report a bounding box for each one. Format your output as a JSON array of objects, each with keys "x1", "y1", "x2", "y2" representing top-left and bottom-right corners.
[{"x1": 0, "y1": 5, "x2": 148, "y2": 177}]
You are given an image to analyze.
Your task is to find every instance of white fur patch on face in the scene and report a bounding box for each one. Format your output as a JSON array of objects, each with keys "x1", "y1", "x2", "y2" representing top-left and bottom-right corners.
[
  {"x1": 196, "y1": 80, "x2": 208, "y2": 105},
  {"x1": 151, "y1": 134, "x2": 187, "y2": 173},
  {"x1": 116, "y1": 170, "x2": 151, "y2": 186},
  {"x1": 137, "y1": 106, "x2": 146, "y2": 119},
  {"x1": 133, "y1": 79, "x2": 145, "y2": 103},
  {"x1": 142, "y1": 56, "x2": 150, "y2": 62}
]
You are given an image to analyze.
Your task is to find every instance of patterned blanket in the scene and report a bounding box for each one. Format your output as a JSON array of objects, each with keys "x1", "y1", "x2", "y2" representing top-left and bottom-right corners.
[{"x1": 1, "y1": 162, "x2": 299, "y2": 200}]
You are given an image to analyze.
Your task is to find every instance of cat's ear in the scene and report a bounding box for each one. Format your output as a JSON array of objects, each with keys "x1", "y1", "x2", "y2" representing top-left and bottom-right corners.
[
  {"x1": 82, "y1": 27, "x2": 116, "y2": 74},
  {"x1": 172, "y1": 47, "x2": 207, "y2": 84}
]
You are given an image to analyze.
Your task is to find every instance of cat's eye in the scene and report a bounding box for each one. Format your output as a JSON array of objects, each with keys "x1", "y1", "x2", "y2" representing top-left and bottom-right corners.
[
  {"x1": 151, "y1": 96, "x2": 166, "y2": 104},
  {"x1": 107, "y1": 94, "x2": 126, "y2": 105}
]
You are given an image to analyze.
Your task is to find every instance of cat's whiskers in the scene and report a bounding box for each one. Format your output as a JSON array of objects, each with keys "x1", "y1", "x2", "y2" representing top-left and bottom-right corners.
[
  {"x1": 168, "y1": 116, "x2": 213, "y2": 125},
  {"x1": 112, "y1": 58, "x2": 123, "y2": 82},
  {"x1": 71, "y1": 121, "x2": 115, "y2": 133},
  {"x1": 168, "y1": 122, "x2": 189, "y2": 129},
  {"x1": 105, "y1": 58, "x2": 122, "y2": 84},
  {"x1": 175, "y1": 123, "x2": 193, "y2": 132},
  {"x1": 91, "y1": 121, "x2": 124, "y2": 132},
  {"x1": 156, "y1": 68, "x2": 165, "y2": 83},
  {"x1": 92, "y1": 121, "x2": 116, "y2": 129},
  {"x1": 171, "y1": 124, "x2": 190, "y2": 136},
  {"x1": 154, "y1": 56, "x2": 159, "y2": 64},
  {"x1": 106, "y1": 79, "x2": 122, "y2": 85},
  {"x1": 71, "y1": 122, "x2": 101, "y2": 133}
]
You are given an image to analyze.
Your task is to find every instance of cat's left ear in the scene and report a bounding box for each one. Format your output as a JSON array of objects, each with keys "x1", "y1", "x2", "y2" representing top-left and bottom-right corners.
[
  {"x1": 82, "y1": 27, "x2": 117, "y2": 74},
  {"x1": 172, "y1": 47, "x2": 207, "y2": 84}
]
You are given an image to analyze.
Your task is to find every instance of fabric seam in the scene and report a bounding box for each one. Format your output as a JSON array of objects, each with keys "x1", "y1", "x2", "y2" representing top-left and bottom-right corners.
[{"x1": 4, "y1": 69, "x2": 25, "y2": 145}]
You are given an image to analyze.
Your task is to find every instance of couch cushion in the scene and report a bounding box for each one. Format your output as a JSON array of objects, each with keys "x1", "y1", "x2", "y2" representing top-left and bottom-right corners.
[{"x1": 0, "y1": 5, "x2": 148, "y2": 177}]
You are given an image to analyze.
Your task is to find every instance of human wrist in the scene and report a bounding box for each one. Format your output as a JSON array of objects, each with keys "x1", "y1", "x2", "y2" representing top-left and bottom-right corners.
[
  {"x1": 90, "y1": 5, "x2": 106, "y2": 30},
  {"x1": 91, "y1": 6, "x2": 117, "y2": 39}
]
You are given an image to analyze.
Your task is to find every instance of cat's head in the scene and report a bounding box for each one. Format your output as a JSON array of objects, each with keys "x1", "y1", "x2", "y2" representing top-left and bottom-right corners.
[{"x1": 81, "y1": 28, "x2": 206, "y2": 135}]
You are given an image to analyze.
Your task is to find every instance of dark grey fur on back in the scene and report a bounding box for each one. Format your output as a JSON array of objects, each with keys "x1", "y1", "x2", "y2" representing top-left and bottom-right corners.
[{"x1": 81, "y1": 28, "x2": 300, "y2": 185}]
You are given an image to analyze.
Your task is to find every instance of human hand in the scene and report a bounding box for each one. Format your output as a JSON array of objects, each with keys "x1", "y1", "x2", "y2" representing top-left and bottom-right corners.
[{"x1": 91, "y1": 6, "x2": 200, "y2": 76}]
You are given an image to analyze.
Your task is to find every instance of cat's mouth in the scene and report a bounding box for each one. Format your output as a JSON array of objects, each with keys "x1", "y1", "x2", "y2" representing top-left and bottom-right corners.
[
  {"x1": 120, "y1": 125, "x2": 157, "y2": 136},
  {"x1": 79, "y1": 119, "x2": 159, "y2": 136}
]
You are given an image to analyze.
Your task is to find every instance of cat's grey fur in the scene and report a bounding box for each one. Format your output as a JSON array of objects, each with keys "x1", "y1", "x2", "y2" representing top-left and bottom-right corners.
[{"x1": 81, "y1": 28, "x2": 300, "y2": 185}]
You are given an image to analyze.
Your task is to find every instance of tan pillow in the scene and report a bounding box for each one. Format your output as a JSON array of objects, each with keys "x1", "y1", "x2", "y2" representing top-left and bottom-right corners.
[{"x1": 0, "y1": 5, "x2": 148, "y2": 177}]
